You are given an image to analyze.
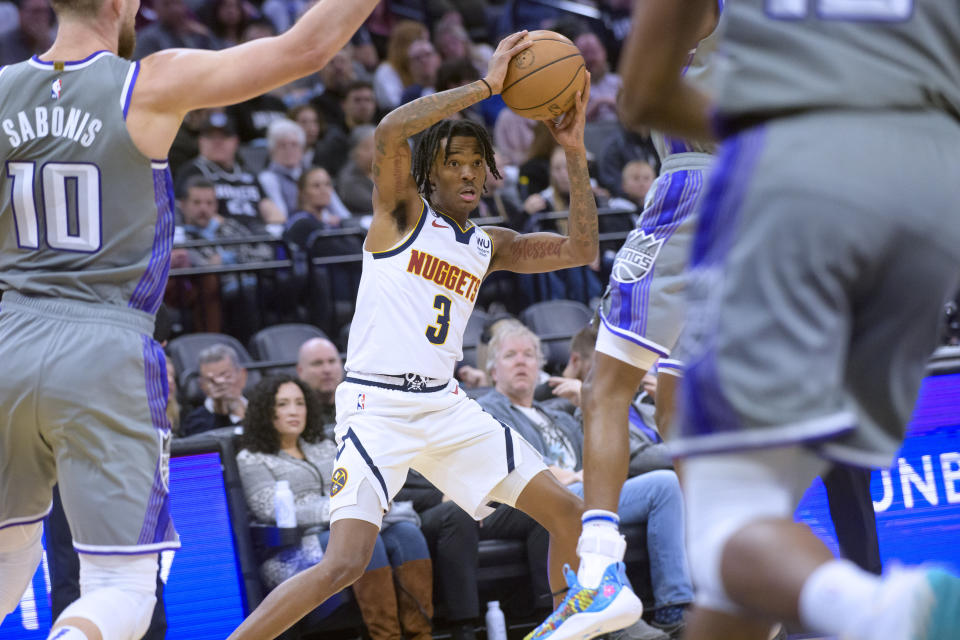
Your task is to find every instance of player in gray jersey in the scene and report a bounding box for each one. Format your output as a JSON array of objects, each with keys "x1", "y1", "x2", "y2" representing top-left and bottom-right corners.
[
  {"x1": 620, "y1": 1, "x2": 960, "y2": 640},
  {"x1": 0, "y1": 0, "x2": 381, "y2": 638}
]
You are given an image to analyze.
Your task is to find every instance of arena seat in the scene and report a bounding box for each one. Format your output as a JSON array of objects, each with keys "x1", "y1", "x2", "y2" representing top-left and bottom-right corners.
[
  {"x1": 520, "y1": 300, "x2": 593, "y2": 373},
  {"x1": 248, "y1": 323, "x2": 329, "y2": 374},
  {"x1": 459, "y1": 309, "x2": 489, "y2": 369}
]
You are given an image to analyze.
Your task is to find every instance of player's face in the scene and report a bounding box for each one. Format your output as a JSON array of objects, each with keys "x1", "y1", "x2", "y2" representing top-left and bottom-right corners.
[
  {"x1": 298, "y1": 342, "x2": 343, "y2": 395},
  {"x1": 429, "y1": 136, "x2": 486, "y2": 218},
  {"x1": 272, "y1": 382, "x2": 308, "y2": 440},
  {"x1": 301, "y1": 168, "x2": 333, "y2": 211},
  {"x1": 491, "y1": 334, "x2": 540, "y2": 403}
]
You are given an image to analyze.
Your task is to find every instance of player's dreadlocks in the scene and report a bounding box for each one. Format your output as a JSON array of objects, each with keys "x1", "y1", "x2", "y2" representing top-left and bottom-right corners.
[{"x1": 413, "y1": 119, "x2": 501, "y2": 200}]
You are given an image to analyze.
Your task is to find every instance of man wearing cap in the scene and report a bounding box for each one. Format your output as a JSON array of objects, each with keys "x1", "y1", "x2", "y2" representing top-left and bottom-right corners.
[{"x1": 175, "y1": 110, "x2": 285, "y2": 230}]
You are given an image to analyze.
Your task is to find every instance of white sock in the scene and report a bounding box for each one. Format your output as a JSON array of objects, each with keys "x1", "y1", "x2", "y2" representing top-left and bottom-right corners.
[
  {"x1": 798, "y1": 559, "x2": 882, "y2": 638},
  {"x1": 576, "y1": 510, "x2": 625, "y2": 589},
  {"x1": 48, "y1": 626, "x2": 90, "y2": 640}
]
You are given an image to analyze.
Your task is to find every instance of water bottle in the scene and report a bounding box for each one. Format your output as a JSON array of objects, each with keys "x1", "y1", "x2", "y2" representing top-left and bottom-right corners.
[
  {"x1": 485, "y1": 600, "x2": 507, "y2": 640},
  {"x1": 274, "y1": 480, "x2": 297, "y2": 528}
]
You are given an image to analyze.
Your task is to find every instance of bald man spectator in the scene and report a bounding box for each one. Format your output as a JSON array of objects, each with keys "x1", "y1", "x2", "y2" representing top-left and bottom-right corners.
[{"x1": 296, "y1": 337, "x2": 343, "y2": 435}]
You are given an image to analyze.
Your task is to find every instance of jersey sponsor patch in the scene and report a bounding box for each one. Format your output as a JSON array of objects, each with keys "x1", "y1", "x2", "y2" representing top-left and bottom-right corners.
[
  {"x1": 330, "y1": 467, "x2": 348, "y2": 497},
  {"x1": 474, "y1": 235, "x2": 492, "y2": 258},
  {"x1": 611, "y1": 230, "x2": 664, "y2": 283}
]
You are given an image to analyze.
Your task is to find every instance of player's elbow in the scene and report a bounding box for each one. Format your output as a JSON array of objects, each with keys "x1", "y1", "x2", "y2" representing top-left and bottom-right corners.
[
  {"x1": 570, "y1": 242, "x2": 598, "y2": 267},
  {"x1": 375, "y1": 114, "x2": 405, "y2": 144}
]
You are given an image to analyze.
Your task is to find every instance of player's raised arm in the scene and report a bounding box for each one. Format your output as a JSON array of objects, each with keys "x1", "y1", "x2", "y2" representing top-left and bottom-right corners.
[
  {"x1": 126, "y1": 0, "x2": 380, "y2": 158},
  {"x1": 618, "y1": 0, "x2": 717, "y2": 142},
  {"x1": 366, "y1": 31, "x2": 532, "y2": 248},
  {"x1": 485, "y1": 74, "x2": 598, "y2": 275}
]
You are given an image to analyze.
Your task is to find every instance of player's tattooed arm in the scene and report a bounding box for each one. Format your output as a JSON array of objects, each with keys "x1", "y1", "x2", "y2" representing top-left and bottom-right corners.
[{"x1": 563, "y1": 149, "x2": 600, "y2": 264}]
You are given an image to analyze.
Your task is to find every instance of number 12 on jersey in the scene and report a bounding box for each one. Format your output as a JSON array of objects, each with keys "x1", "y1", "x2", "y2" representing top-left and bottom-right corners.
[{"x1": 426, "y1": 294, "x2": 452, "y2": 345}]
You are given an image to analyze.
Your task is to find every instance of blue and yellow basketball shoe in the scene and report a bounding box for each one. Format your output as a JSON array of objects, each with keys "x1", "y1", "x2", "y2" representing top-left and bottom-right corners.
[{"x1": 524, "y1": 563, "x2": 643, "y2": 640}]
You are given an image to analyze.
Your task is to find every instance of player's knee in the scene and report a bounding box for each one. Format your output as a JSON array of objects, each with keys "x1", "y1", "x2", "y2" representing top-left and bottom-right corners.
[
  {"x1": 0, "y1": 523, "x2": 44, "y2": 617},
  {"x1": 324, "y1": 551, "x2": 370, "y2": 588},
  {"x1": 60, "y1": 553, "x2": 158, "y2": 640}
]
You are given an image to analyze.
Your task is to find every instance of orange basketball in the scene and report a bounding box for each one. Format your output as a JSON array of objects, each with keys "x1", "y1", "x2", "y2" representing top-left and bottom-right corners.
[{"x1": 501, "y1": 30, "x2": 586, "y2": 121}]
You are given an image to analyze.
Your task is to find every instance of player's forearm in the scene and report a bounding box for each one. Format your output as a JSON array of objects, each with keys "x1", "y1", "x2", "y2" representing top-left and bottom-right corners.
[
  {"x1": 379, "y1": 82, "x2": 489, "y2": 141},
  {"x1": 283, "y1": 0, "x2": 381, "y2": 76},
  {"x1": 564, "y1": 149, "x2": 599, "y2": 265},
  {"x1": 623, "y1": 82, "x2": 715, "y2": 144}
]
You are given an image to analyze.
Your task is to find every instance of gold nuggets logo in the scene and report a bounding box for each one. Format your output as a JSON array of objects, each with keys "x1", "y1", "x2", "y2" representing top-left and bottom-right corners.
[{"x1": 330, "y1": 467, "x2": 348, "y2": 497}]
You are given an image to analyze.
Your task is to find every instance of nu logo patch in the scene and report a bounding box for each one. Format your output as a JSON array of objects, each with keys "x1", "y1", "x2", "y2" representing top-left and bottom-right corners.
[{"x1": 330, "y1": 467, "x2": 348, "y2": 497}]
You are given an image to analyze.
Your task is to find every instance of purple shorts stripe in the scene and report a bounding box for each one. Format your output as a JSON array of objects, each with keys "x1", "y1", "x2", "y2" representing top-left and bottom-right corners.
[
  {"x1": 137, "y1": 336, "x2": 175, "y2": 545},
  {"x1": 129, "y1": 167, "x2": 174, "y2": 313},
  {"x1": 682, "y1": 127, "x2": 767, "y2": 441}
]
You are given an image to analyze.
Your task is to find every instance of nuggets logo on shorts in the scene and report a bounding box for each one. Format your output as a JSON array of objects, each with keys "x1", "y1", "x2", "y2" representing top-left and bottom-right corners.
[
  {"x1": 611, "y1": 230, "x2": 664, "y2": 283},
  {"x1": 330, "y1": 467, "x2": 348, "y2": 497}
]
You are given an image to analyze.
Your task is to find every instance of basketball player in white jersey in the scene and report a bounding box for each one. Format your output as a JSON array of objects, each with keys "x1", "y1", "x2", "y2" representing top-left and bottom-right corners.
[
  {"x1": 0, "y1": 1, "x2": 382, "y2": 638},
  {"x1": 226, "y1": 33, "x2": 620, "y2": 640},
  {"x1": 614, "y1": 1, "x2": 960, "y2": 640}
]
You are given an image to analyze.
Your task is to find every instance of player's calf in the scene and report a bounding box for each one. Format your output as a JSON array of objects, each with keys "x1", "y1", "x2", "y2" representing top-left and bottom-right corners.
[{"x1": 0, "y1": 522, "x2": 44, "y2": 622}]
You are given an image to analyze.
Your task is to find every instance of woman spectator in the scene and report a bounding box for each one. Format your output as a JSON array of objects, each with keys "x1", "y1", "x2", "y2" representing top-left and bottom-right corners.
[
  {"x1": 284, "y1": 168, "x2": 360, "y2": 249},
  {"x1": 336, "y1": 125, "x2": 376, "y2": 215},
  {"x1": 288, "y1": 104, "x2": 324, "y2": 169},
  {"x1": 237, "y1": 375, "x2": 434, "y2": 640},
  {"x1": 373, "y1": 20, "x2": 429, "y2": 111}
]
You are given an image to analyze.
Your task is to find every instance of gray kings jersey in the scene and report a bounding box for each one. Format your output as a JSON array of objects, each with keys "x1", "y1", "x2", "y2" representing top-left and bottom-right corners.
[
  {"x1": 0, "y1": 52, "x2": 174, "y2": 313},
  {"x1": 651, "y1": 2, "x2": 724, "y2": 160},
  {"x1": 714, "y1": 0, "x2": 960, "y2": 125}
]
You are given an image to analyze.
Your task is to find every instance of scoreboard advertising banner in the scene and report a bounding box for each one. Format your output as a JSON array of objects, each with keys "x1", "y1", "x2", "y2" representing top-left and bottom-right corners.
[{"x1": 3, "y1": 373, "x2": 960, "y2": 639}]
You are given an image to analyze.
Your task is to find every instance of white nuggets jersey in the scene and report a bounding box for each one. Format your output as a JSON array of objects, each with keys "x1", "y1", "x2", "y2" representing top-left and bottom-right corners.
[{"x1": 346, "y1": 198, "x2": 493, "y2": 380}]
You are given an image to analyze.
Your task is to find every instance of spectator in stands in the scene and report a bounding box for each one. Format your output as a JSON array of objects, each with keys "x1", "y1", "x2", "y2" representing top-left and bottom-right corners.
[
  {"x1": 314, "y1": 80, "x2": 378, "y2": 176},
  {"x1": 237, "y1": 374, "x2": 435, "y2": 640},
  {"x1": 0, "y1": 0, "x2": 54, "y2": 65},
  {"x1": 259, "y1": 119, "x2": 307, "y2": 218},
  {"x1": 574, "y1": 31, "x2": 622, "y2": 122},
  {"x1": 202, "y1": 0, "x2": 250, "y2": 49},
  {"x1": 517, "y1": 122, "x2": 557, "y2": 200},
  {"x1": 608, "y1": 160, "x2": 657, "y2": 211},
  {"x1": 595, "y1": 114, "x2": 660, "y2": 198},
  {"x1": 373, "y1": 20, "x2": 429, "y2": 110},
  {"x1": 431, "y1": 56, "x2": 488, "y2": 126},
  {"x1": 310, "y1": 45, "x2": 359, "y2": 132},
  {"x1": 175, "y1": 111, "x2": 284, "y2": 229},
  {"x1": 296, "y1": 336, "x2": 342, "y2": 435},
  {"x1": 259, "y1": 0, "x2": 308, "y2": 34},
  {"x1": 432, "y1": 10, "x2": 493, "y2": 73},
  {"x1": 478, "y1": 323, "x2": 693, "y2": 639},
  {"x1": 133, "y1": 0, "x2": 215, "y2": 59},
  {"x1": 336, "y1": 125, "x2": 376, "y2": 215},
  {"x1": 180, "y1": 344, "x2": 249, "y2": 437},
  {"x1": 494, "y1": 108, "x2": 536, "y2": 169},
  {"x1": 399, "y1": 39, "x2": 441, "y2": 105},
  {"x1": 284, "y1": 168, "x2": 359, "y2": 247},
  {"x1": 0, "y1": 1, "x2": 17, "y2": 35},
  {"x1": 289, "y1": 103, "x2": 323, "y2": 169},
  {"x1": 476, "y1": 149, "x2": 524, "y2": 228}
]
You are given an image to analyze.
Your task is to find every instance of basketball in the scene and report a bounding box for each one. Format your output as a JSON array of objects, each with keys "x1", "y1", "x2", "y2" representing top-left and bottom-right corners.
[{"x1": 501, "y1": 30, "x2": 586, "y2": 121}]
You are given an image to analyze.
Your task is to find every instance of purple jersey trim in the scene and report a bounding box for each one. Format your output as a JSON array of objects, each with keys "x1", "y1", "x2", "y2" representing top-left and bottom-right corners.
[
  {"x1": 129, "y1": 166, "x2": 174, "y2": 313},
  {"x1": 30, "y1": 50, "x2": 110, "y2": 66}
]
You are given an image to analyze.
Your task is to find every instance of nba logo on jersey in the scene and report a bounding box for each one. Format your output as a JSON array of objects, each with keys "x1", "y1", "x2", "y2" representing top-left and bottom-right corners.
[
  {"x1": 50, "y1": 78, "x2": 63, "y2": 100},
  {"x1": 611, "y1": 230, "x2": 664, "y2": 283},
  {"x1": 357, "y1": 393, "x2": 366, "y2": 410}
]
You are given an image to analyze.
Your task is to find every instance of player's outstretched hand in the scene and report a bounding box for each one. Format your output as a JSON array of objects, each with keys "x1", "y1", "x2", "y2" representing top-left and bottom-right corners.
[
  {"x1": 546, "y1": 71, "x2": 591, "y2": 151},
  {"x1": 483, "y1": 31, "x2": 532, "y2": 95}
]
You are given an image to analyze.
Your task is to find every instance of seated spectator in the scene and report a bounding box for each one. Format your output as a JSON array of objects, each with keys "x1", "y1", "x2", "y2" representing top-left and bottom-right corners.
[
  {"x1": 0, "y1": 0, "x2": 54, "y2": 65},
  {"x1": 476, "y1": 150, "x2": 523, "y2": 228},
  {"x1": 175, "y1": 111, "x2": 284, "y2": 229},
  {"x1": 180, "y1": 344, "x2": 248, "y2": 437},
  {"x1": 399, "y1": 39, "x2": 440, "y2": 105},
  {"x1": 477, "y1": 323, "x2": 693, "y2": 638},
  {"x1": 336, "y1": 125, "x2": 376, "y2": 215},
  {"x1": 259, "y1": 0, "x2": 308, "y2": 33},
  {"x1": 430, "y1": 56, "x2": 488, "y2": 126},
  {"x1": 373, "y1": 20, "x2": 429, "y2": 110},
  {"x1": 309, "y1": 45, "x2": 361, "y2": 132},
  {"x1": 133, "y1": 0, "x2": 216, "y2": 59},
  {"x1": 289, "y1": 103, "x2": 324, "y2": 169},
  {"x1": 517, "y1": 122, "x2": 557, "y2": 200},
  {"x1": 574, "y1": 30, "x2": 622, "y2": 122},
  {"x1": 284, "y1": 167, "x2": 361, "y2": 250},
  {"x1": 296, "y1": 336, "x2": 343, "y2": 436},
  {"x1": 168, "y1": 177, "x2": 273, "y2": 334},
  {"x1": 493, "y1": 108, "x2": 536, "y2": 168},
  {"x1": 432, "y1": 11, "x2": 493, "y2": 74},
  {"x1": 595, "y1": 120, "x2": 660, "y2": 197},
  {"x1": 607, "y1": 160, "x2": 657, "y2": 211},
  {"x1": 258, "y1": 118, "x2": 307, "y2": 218},
  {"x1": 201, "y1": 0, "x2": 251, "y2": 49},
  {"x1": 237, "y1": 375, "x2": 434, "y2": 640},
  {"x1": 314, "y1": 80, "x2": 379, "y2": 176}
]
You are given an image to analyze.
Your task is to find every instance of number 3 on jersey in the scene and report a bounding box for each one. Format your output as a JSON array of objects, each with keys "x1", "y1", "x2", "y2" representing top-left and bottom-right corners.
[{"x1": 426, "y1": 294, "x2": 452, "y2": 345}]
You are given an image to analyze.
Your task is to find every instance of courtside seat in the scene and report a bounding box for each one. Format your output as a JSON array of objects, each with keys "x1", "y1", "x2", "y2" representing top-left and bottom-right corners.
[
  {"x1": 520, "y1": 300, "x2": 593, "y2": 374},
  {"x1": 248, "y1": 323, "x2": 329, "y2": 375}
]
